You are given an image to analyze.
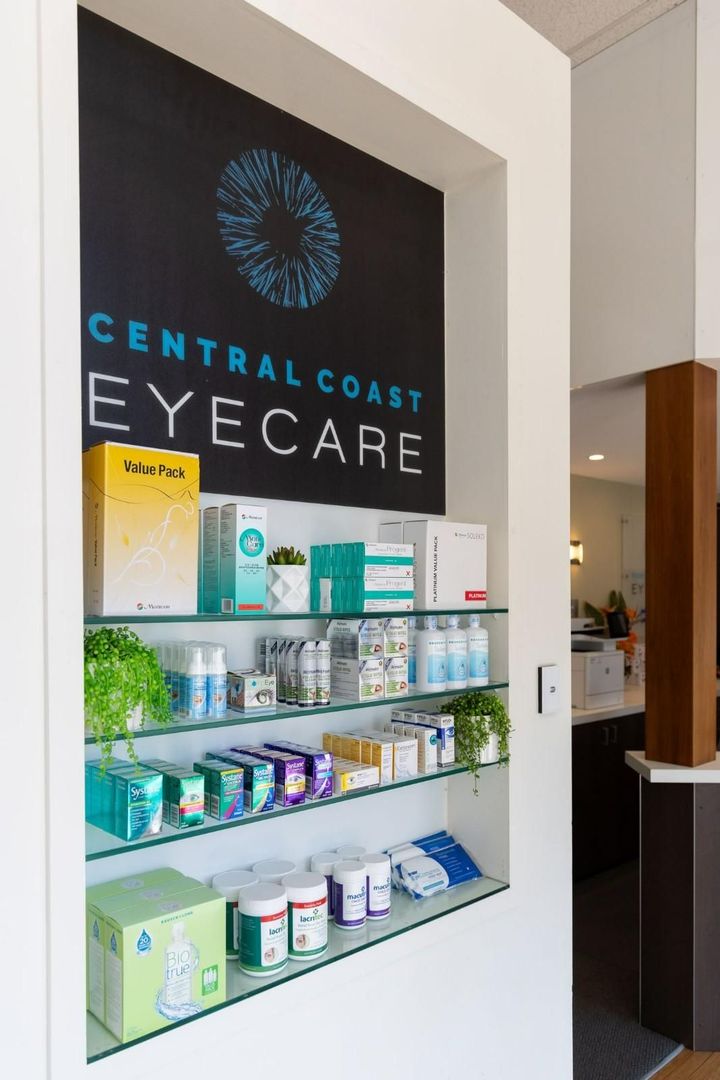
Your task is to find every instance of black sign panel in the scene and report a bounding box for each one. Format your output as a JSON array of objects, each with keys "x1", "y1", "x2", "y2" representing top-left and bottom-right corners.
[{"x1": 79, "y1": 10, "x2": 445, "y2": 512}]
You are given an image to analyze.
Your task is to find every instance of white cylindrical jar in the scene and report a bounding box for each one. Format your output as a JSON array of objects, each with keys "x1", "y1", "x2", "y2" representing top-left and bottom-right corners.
[
  {"x1": 310, "y1": 852, "x2": 340, "y2": 917},
  {"x1": 363, "y1": 853, "x2": 392, "y2": 920},
  {"x1": 252, "y1": 858, "x2": 296, "y2": 883},
  {"x1": 336, "y1": 844, "x2": 367, "y2": 862},
  {"x1": 333, "y1": 860, "x2": 367, "y2": 930},
  {"x1": 238, "y1": 883, "x2": 288, "y2": 977},
  {"x1": 281, "y1": 871, "x2": 328, "y2": 961},
  {"x1": 211, "y1": 869, "x2": 260, "y2": 957}
]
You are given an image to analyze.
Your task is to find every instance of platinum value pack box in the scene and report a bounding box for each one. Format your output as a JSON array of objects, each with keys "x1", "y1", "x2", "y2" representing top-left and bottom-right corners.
[{"x1": 379, "y1": 520, "x2": 487, "y2": 608}]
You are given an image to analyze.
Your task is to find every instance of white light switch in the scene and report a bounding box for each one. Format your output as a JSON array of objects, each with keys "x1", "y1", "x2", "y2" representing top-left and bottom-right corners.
[{"x1": 538, "y1": 664, "x2": 560, "y2": 714}]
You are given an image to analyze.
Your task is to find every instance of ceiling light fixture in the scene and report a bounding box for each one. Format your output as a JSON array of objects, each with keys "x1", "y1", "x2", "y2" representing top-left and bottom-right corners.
[{"x1": 588, "y1": 453, "x2": 605, "y2": 461}]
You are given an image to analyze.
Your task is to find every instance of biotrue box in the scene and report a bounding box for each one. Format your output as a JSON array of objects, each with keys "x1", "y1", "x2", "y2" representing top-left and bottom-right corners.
[
  {"x1": 82, "y1": 442, "x2": 199, "y2": 616},
  {"x1": 219, "y1": 504, "x2": 267, "y2": 613},
  {"x1": 101, "y1": 885, "x2": 225, "y2": 1043}
]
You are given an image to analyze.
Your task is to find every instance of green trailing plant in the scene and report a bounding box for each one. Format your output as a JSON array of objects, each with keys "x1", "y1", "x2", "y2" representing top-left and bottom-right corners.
[
  {"x1": 267, "y1": 545, "x2": 307, "y2": 565},
  {"x1": 444, "y1": 690, "x2": 511, "y2": 794},
  {"x1": 84, "y1": 626, "x2": 172, "y2": 769}
]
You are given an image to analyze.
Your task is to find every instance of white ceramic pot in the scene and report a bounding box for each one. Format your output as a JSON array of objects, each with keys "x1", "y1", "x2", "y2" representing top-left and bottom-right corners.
[{"x1": 266, "y1": 564, "x2": 310, "y2": 613}]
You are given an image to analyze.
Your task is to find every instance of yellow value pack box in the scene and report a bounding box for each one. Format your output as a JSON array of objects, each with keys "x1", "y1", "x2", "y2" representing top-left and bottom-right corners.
[{"x1": 83, "y1": 442, "x2": 200, "y2": 615}]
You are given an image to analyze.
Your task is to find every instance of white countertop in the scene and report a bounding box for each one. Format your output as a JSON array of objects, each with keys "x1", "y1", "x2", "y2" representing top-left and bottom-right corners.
[
  {"x1": 626, "y1": 749, "x2": 720, "y2": 784},
  {"x1": 572, "y1": 681, "x2": 720, "y2": 727}
]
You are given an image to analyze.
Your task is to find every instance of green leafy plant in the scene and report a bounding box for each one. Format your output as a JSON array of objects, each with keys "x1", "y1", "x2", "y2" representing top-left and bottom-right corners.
[
  {"x1": 84, "y1": 626, "x2": 171, "y2": 769},
  {"x1": 267, "y1": 545, "x2": 307, "y2": 565},
  {"x1": 444, "y1": 690, "x2": 511, "y2": 794}
]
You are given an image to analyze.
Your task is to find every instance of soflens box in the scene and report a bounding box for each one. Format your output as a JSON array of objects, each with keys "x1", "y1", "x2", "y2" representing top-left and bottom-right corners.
[
  {"x1": 234, "y1": 747, "x2": 305, "y2": 807},
  {"x1": 219, "y1": 503, "x2": 267, "y2": 613},
  {"x1": 86, "y1": 868, "x2": 186, "y2": 1020},
  {"x1": 207, "y1": 752, "x2": 274, "y2": 813},
  {"x1": 193, "y1": 760, "x2": 244, "y2": 820},
  {"x1": 264, "y1": 740, "x2": 333, "y2": 800},
  {"x1": 102, "y1": 885, "x2": 225, "y2": 1043},
  {"x1": 87, "y1": 874, "x2": 200, "y2": 1024}
]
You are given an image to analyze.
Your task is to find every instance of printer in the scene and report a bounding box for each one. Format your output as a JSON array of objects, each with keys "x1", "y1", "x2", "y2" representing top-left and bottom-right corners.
[{"x1": 571, "y1": 647, "x2": 624, "y2": 710}]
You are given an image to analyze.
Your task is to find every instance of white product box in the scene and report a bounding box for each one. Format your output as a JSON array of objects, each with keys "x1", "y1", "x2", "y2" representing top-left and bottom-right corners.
[
  {"x1": 331, "y1": 658, "x2": 384, "y2": 702},
  {"x1": 383, "y1": 617, "x2": 409, "y2": 657},
  {"x1": 411, "y1": 712, "x2": 456, "y2": 765},
  {"x1": 219, "y1": 504, "x2": 267, "y2": 613},
  {"x1": 327, "y1": 619, "x2": 384, "y2": 659},
  {"x1": 379, "y1": 731, "x2": 419, "y2": 779},
  {"x1": 379, "y1": 520, "x2": 487, "y2": 608},
  {"x1": 627, "y1": 644, "x2": 645, "y2": 687},
  {"x1": 332, "y1": 758, "x2": 381, "y2": 794},
  {"x1": 383, "y1": 655, "x2": 409, "y2": 698}
]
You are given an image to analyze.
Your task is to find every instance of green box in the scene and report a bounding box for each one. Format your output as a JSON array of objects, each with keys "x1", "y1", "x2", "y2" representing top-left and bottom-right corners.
[
  {"x1": 86, "y1": 869, "x2": 188, "y2": 1021},
  {"x1": 140, "y1": 760, "x2": 205, "y2": 829},
  {"x1": 193, "y1": 760, "x2": 244, "y2": 820},
  {"x1": 102, "y1": 885, "x2": 225, "y2": 1043},
  {"x1": 207, "y1": 752, "x2": 273, "y2": 814}
]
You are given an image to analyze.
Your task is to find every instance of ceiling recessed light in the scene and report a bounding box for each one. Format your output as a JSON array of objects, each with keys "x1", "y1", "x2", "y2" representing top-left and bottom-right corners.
[{"x1": 588, "y1": 453, "x2": 605, "y2": 461}]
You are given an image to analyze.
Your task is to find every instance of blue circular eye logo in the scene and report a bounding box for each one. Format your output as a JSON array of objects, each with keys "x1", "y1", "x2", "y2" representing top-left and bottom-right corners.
[
  {"x1": 217, "y1": 149, "x2": 341, "y2": 309},
  {"x1": 239, "y1": 528, "x2": 264, "y2": 558}
]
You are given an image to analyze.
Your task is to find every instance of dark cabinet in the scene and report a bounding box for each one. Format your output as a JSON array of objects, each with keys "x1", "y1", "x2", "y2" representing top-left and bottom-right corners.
[{"x1": 572, "y1": 711, "x2": 645, "y2": 881}]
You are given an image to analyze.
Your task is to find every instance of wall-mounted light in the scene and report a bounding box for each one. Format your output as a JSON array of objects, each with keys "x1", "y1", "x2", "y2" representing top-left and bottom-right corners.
[
  {"x1": 588, "y1": 453, "x2": 605, "y2": 461},
  {"x1": 570, "y1": 540, "x2": 584, "y2": 566}
]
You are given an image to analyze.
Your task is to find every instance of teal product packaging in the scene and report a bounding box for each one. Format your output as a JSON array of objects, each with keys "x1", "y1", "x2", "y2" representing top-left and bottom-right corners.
[
  {"x1": 201, "y1": 506, "x2": 221, "y2": 614},
  {"x1": 207, "y1": 751, "x2": 274, "y2": 814},
  {"x1": 219, "y1": 503, "x2": 267, "y2": 613},
  {"x1": 140, "y1": 760, "x2": 204, "y2": 829},
  {"x1": 86, "y1": 868, "x2": 188, "y2": 1020},
  {"x1": 85, "y1": 759, "x2": 118, "y2": 832},
  {"x1": 114, "y1": 767, "x2": 163, "y2": 841},
  {"x1": 193, "y1": 760, "x2": 244, "y2": 820},
  {"x1": 101, "y1": 885, "x2": 225, "y2": 1043}
]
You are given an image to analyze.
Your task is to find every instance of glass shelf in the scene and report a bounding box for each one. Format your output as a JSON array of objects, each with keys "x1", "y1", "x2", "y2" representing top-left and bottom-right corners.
[
  {"x1": 86, "y1": 871, "x2": 509, "y2": 1063},
  {"x1": 84, "y1": 681, "x2": 509, "y2": 744},
  {"x1": 84, "y1": 607, "x2": 508, "y2": 625},
  {"x1": 85, "y1": 761, "x2": 493, "y2": 861}
]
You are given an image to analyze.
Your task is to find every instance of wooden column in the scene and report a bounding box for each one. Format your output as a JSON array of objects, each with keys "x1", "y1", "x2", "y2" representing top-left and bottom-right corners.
[{"x1": 645, "y1": 360, "x2": 717, "y2": 766}]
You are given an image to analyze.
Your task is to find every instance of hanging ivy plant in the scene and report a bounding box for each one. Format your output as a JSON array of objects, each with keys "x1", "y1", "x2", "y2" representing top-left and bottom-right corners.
[
  {"x1": 84, "y1": 626, "x2": 171, "y2": 770},
  {"x1": 444, "y1": 690, "x2": 511, "y2": 794}
]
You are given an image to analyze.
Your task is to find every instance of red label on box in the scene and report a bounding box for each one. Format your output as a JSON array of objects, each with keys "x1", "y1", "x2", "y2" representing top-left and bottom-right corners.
[{"x1": 465, "y1": 590, "x2": 487, "y2": 601}]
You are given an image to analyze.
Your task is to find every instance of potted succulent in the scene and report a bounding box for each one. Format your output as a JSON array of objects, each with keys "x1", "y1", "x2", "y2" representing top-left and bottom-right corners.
[
  {"x1": 266, "y1": 545, "x2": 310, "y2": 613},
  {"x1": 84, "y1": 626, "x2": 172, "y2": 768},
  {"x1": 444, "y1": 690, "x2": 511, "y2": 794}
]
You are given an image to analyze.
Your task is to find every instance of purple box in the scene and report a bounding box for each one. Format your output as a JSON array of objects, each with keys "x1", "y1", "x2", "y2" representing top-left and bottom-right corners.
[
  {"x1": 232, "y1": 746, "x2": 306, "y2": 807},
  {"x1": 264, "y1": 740, "x2": 334, "y2": 800}
]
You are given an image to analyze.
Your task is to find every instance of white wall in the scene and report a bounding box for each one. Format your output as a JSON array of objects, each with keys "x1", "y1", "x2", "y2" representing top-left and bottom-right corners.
[
  {"x1": 695, "y1": 0, "x2": 720, "y2": 359},
  {"x1": 11, "y1": 2, "x2": 571, "y2": 1077},
  {"x1": 570, "y1": 475, "x2": 645, "y2": 612},
  {"x1": 571, "y1": 0, "x2": 696, "y2": 387}
]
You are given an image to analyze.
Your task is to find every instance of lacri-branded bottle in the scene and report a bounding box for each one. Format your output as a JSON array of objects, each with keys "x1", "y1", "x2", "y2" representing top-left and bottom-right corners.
[
  {"x1": 415, "y1": 616, "x2": 446, "y2": 692},
  {"x1": 444, "y1": 614, "x2": 468, "y2": 690},
  {"x1": 467, "y1": 615, "x2": 490, "y2": 687}
]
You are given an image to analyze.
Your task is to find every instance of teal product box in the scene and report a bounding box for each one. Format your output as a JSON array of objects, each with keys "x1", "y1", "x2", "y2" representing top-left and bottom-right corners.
[
  {"x1": 85, "y1": 759, "x2": 118, "y2": 832},
  {"x1": 201, "y1": 507, "x2": 220, "y2": 614},
  {"x1": 207, "y1": 751, "x2": 274, "y2": 814},
  {"x1": 219, "y1": 503, "x2": 267, "y2": 613},
  {"x1": 114, "y1": 767, "x2": 163, "y2": 841},
  {"x1": 140, "y1": 760, "x2": 204, "y2": 829},
  {"x1": 193, "y1": 760, "x2": 244, "y2": 820},
  {"x1": 101, "y1": 885, "x2": 225, "y2": 1043},
  {"x1": 86, "y1": 868, "x2": 189, "y2": 1022}
]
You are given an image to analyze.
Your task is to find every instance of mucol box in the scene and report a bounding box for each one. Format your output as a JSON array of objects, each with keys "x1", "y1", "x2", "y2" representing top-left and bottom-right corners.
[
  {"x1": 82, "y1": 442, "x2": 199, "y2": 616},
  {"x1": 219, "y1": 503, "x2": 267, "y2": 613},
  {"x1": 232, "y1": 746, "x2": 305, "y2": 807}
]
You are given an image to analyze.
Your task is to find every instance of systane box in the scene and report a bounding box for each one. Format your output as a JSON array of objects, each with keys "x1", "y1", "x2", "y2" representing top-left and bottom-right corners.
[{"x1": 83, "y1": 442, "x2": 199, "y2": 615}]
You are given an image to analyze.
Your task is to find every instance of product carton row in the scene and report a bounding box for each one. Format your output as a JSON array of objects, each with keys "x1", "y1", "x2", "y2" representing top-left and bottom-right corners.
[
  {"x1": 327, "y1": 617, "x2": 409, "y2": 701},
  {"x1": 311, "y1": 542, "x2": 415, "y2": 612}
]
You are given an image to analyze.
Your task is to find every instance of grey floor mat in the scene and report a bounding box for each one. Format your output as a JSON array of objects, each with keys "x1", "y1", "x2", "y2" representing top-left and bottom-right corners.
[{"x1": 573, "y1": 862, "x2": 680, "y2": 1080}]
